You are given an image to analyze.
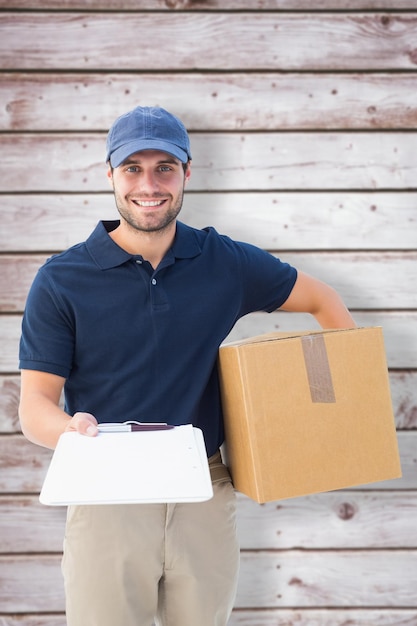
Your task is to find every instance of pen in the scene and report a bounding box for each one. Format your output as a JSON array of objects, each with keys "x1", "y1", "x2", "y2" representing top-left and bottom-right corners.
[{"x1": 97, "y1": 423, "x2": 175, "y2": 433}]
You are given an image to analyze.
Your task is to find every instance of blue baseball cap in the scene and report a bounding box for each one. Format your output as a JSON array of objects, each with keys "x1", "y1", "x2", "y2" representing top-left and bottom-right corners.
[{"x1": 106, "y1": 106, "x2": 192, "y2": 168}]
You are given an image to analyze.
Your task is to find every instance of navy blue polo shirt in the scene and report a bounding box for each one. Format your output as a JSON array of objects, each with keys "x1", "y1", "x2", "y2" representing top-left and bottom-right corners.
[{"x1": 19, "y1": 220, "x2": 297, "y2": 456}]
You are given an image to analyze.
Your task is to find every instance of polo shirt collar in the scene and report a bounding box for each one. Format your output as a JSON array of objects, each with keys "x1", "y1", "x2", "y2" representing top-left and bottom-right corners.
[
  {"x1": 86, "y1": 220, "x2": 202, "y2": 270},
  {"x1": 172, "y1": 221, "x2": 202, "y2": 260}
]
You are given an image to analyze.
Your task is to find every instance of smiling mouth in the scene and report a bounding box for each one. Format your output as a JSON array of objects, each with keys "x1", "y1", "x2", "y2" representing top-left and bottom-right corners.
[{"x1": 132, "y1": 199, "x2": 166, "y2": 207}]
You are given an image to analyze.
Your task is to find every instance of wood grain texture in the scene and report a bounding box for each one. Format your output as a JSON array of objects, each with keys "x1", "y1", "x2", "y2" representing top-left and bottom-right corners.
[
  {"x1": 236, "y1": 550, "x2": 417, "y2": 608},
  {"x1": 1, "y1": 13, "x2": 416, "y2": 71},
  {"x1": 2, "y1": 192, "x2": 417, "y2": 252},
  {"x1": 1, "y1": 610, "x2": 417, "y2": 626},
  {"x1": 229, "y1": 610, "x2": 417, "y2": 626},
  {"x1": 2, "y1": 73, "x2": 417, "y2": 131},
  {"x1": 0, "y1": 376, "x2": 20, "y2": 432},
  {"x1": 0, "y1": 435, "x2": 53, "y2": 493},
  {"x1": 0, "y1": 496, "x2": 66, "y2": 553},
  {"x1": 2, "y1": 0, "x2": 417, "y2": 9},
  {"x1": 0, "y1": 556, "x2": 65, "y2": 613},
  {"x1": 1, "y1": 0, "x2": 416, "y2": 621},
  {"x1": 1, "y1": 609, "x2": 417, "y2": 626},
  {"x1": 3, "y1": 133, "x2": 417, "y2": 192},
  {"x1": 0, "y1": 617, "x2": 66, "y2": 626},
  {"x1": 237, "y1": 491, "x2": 417, "y2": 549}
]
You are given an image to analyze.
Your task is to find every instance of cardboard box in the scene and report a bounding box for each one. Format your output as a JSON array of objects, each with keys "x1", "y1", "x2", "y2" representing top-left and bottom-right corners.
[{"x1": 218, "y1": 327, "x2": 402, "y2": 503}]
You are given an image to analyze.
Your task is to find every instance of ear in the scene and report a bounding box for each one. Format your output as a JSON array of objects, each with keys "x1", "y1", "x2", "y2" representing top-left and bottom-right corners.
[
  {"x1": 106, "y1": 165, "x2": 114, "y2": 187},
  {"x1": 184, "y1": 161, "x2": 192, "y2": 186}
]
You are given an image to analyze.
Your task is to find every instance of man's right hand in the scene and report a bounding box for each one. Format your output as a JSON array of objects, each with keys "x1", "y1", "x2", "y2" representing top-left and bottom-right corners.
[{"x1": 64, "y1": 412, "x2": 99, "y2": 437}]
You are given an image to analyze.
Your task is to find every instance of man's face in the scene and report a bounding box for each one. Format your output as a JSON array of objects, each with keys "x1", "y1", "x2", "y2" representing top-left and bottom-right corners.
[{"x1": 108, "y1": 150, "x2": 191, "y2": 234}]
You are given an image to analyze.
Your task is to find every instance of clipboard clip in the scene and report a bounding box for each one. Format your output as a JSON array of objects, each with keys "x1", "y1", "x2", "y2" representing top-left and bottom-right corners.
[{"x1": 97, "y1": 421, "x2": 175, "y2": 433}]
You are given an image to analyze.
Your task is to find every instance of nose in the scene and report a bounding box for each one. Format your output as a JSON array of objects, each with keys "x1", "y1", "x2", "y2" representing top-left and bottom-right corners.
[{"x1": 137, "y1": 169, "x2": 160, "y2": 194}]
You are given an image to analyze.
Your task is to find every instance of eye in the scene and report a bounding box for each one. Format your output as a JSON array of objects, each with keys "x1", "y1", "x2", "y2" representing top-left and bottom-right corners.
[
  {"x1": 126, "y1": 166, "x2": 140, "y2": 173},
  {"x1": 159, "y1": 165, "x2": 173, "y2": 172}
]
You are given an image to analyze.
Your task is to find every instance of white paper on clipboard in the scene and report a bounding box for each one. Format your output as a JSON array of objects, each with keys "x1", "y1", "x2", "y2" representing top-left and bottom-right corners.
[{"x1": 39, "y1": 424, "x2": 213, "y2": 505}]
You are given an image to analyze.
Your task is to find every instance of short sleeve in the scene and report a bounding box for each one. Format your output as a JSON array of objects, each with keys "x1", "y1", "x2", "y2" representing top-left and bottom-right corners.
[
  {"x1": 19, "y1": 268, "x2": 75, "y2": 378},
  {"x1": 233, "y1": 240, "x2": 297, "y2": 315}
]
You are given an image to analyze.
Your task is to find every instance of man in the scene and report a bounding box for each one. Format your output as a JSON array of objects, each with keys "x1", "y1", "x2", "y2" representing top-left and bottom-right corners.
[{"x1": 19, "y1": 106, "x2": 355, "y2": 626}]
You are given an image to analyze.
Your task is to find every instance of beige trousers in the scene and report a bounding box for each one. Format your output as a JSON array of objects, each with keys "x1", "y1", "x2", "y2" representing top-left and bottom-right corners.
[{"x1": 62, "y1": 453, "x2": 239, "y2": 626}]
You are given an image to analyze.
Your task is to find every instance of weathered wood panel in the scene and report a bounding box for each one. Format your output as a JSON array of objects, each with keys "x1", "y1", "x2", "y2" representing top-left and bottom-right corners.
[
  {"x1": 1, "y1": 610, "x2": 417, "y2": 626},
  {"x1": 2, "y1": 192, "x2": 417, "y2": 252},
  {"x1": 2, "y1": 73, "x2": 417, "y2": 131},
  {"x1": 1, "y1": 609, "x2": 417, "y2": 626},
  {"x1": 237, "y1": 492, "x2": 417, "y2": 549},
  {"x1": 0, "y1": 432, "x2": 413, "y2": 494},
  {"x1": 2, "y1": 551, "x2": 417, "y2": 612},
  {"x1": 2, "y1": 252, "x2": 416, "y2": 313},
  {"x1": 0, "y1": 436, "x2": 53, "y2": 493},
  {"x1": 181, "y1": 191, "x2": 417, "y2": 251},
  {"x1": 2, "y1": 0, "x2": 417, "y2": 9},
  {"x1": 236, "y1": 550, "x2": 417, "y2": 608},
  {"x1": 1, "y1": 0, "x2": 416, "y2": 622},
  {"x1": 280, "y1": 252, "x2": 417, "y2": 310},
  {"x1": 0, "y1": 556, "x2": 65, "y2": 613},
  {"x1": 229, "y1": 610, "x2": 417, "y2": 625},
  {"x1": 2, "y1": 490, "x2": 417, "y2": 554},
  {"x1": 0, "y1": 497, "x2": 66, "y2": 553},
  {"x1": 393, "y1": 371, "x2": 417, "y2": 429},
  {"x1": 0, "y1": 617, "x2": 66, "y2": 626},
  {"x1": 3, "y1": 312, "x2": 417, "y2": 372},
  {"x1": 3, "y1": 133, "x2": 417, "y2": 192},
  {"x1": 0, "y1": 376, "x2": 20, "y2": 432},
  {"x1": 1, "y1": 13, "x2": 417, "y2": 71}
]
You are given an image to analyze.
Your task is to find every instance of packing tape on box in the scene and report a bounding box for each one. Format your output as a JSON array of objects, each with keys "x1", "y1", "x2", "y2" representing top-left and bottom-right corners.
[{"x1": 301, "y1": 334, "x2": 336, "y2": 403}]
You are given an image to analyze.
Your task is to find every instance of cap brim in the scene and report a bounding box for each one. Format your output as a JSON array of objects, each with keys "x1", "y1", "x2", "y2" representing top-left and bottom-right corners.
[{"x1": 109, "y1": 139, "x2": 189, "y2": 167}]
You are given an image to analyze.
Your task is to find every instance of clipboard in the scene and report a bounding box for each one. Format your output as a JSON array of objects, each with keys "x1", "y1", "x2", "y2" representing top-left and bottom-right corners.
[{"x1": 39, "y1": 424, "x2": 213, "y2": 505}]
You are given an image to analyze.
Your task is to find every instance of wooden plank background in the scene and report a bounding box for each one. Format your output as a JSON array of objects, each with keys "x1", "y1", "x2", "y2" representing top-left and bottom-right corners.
[{"x1": 1, "y1": 1, "x2": 416, "y2": 624}]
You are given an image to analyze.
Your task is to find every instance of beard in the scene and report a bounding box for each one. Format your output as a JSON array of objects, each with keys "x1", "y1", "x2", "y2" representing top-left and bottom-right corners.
[{"x1": 113, "y1": 186, "x2": 185, "y2": 235}]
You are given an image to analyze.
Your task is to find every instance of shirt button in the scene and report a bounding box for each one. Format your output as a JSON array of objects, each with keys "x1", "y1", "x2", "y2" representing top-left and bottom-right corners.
[
  {"x1": 151, "y1": 278, "x2": 157, "y2": 285},
  {"x1": 135, "y1": 259, "x2": 142, "y2": 265}
]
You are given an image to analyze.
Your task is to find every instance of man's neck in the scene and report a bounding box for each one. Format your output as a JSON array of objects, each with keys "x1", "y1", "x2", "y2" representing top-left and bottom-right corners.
[{"x1": 109, "y1": 221, "x2": 176, "y2": 269}]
